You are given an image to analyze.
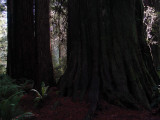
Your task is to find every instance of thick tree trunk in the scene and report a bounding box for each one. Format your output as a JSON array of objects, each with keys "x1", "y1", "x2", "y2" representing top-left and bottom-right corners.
[
  {"x1": 60, "y1": 0, "x2": 160, "y2": 111},
  {"x1": 7, "y1": 0, "x2": 36, "y2": 80},
  {"x1": 35, "y1": 0, "x2": 55, "y2": 90},
  {"x1": 7, "y1": 0, "x2": 55, "y2": 90}
]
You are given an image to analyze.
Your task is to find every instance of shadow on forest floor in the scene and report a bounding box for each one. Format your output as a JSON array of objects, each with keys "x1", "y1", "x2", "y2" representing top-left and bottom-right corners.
[{"x1": 20, "y1": 87, "x2": 160, "y2": 120}]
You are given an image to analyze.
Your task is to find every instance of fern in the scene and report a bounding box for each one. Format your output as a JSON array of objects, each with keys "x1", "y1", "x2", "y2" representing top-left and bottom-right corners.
[
  {"x1": 0, "y1": 74, "x2": 33, "y2": 120},
  {"x1": 0, "y1": 94, "x2": 23, "y2": 120},
  {"x1": 31, "y1": 82, "x2": 49, "y2": 107},
  {"x1": 0, "y1": 75, "x2": 20, "y2": 100}
]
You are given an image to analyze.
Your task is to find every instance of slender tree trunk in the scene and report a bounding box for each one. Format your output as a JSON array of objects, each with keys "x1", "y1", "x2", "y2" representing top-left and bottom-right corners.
[
  {"x1": 153, "y1": 0, "x2": 160, "y2": 68},
  {"x1": 60, "y1": 0, "x2": 160, "y2": 112},
  {"x1": 34, "y1": 0, "x2": 55, "y2": 90},
  {"x1": 143, "y1": 0, "x2": 160, "y2": 69},
  {"x1": 7, "y1": 0, "x2": 36, "y2": 81},
  {"x1": 59, "y1": 44, "x2": 66, "y2": 59}
]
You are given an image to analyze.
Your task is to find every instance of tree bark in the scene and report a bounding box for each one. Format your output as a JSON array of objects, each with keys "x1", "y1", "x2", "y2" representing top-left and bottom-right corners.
[
  {"x1": 7, "y1": 0, "x2": 36, "y2": 81},
  {"x1": 34, "y1": 0, "x2": 55, "y2": 90},
  {"x1": 60, "y1": 0, "x2": 160, "y2": 111},
  {"x1": 7, "y1": 0, "x2": 55, "y2": 90}
]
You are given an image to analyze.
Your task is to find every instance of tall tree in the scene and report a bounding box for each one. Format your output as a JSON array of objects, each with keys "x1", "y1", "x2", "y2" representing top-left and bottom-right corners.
[
  {"x1": 151, "y1": 0, "x2": 160, "y2": 69},
  {"x1": 7, "y1": 0, "x2": 36, "y2": 80},
  {"x1": 60, "y1": 0, "x2": 160, "y2": 114},
  {"x1": 34, "y1": 0, "x2": 55, "y2": 90},
  {"x1": 7, "y1": 0, "x2": 55, "y2": 89},
  {"x1": 143, "y1": 0, "x2": 160, "y2": 68}
]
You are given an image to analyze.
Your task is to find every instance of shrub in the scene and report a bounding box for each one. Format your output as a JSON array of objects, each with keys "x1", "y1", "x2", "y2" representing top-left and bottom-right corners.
[
  {"x1": 31, "y1": 82, "x2": 49, "y2": 107},
  {"x1": 0, "y1": 74, "x2": 33, "y2": 120}
]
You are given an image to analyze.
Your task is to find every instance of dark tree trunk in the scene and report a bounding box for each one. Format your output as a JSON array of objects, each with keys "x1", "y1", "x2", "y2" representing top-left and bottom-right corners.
[
  {"x1": 7, "y1": 0, "x2": 55, "y2": 90},
  {"x1": 34, "y1": 0, "x2": 55, "y2": 90},
  {"x1": 7, "y1": 0, "x2": 36, "y2": 81},
  {"x1": 155, "y1": 0, "x2": 160, "y2": 11},
  {"x1": 60, "y1": 0, "x2": 160, "y2": 112},
  {"x1": 151, "y1": 44, "x2": 160, "y2": 69},
  {"x1": 143, "y1": 0, "x2": 155, "y2": 6}
]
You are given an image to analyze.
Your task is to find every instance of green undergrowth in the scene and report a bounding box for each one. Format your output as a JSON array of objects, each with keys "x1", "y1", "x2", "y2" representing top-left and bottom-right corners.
[
  {"x1": 151, "y1": 70, "x2": 160, "y2": 108},
  {"x1": 31, "y1": 82, "x2": 49, "y2": 108},
  {"x1": 157, "y1": 71, "x2": 160, "y2": 78},
  {"x1": 54, "y1": 58, "x2": 66, "y2": 83},
  {"x1": 0, "y1": 74, "x2": 33, "y2": 120}
]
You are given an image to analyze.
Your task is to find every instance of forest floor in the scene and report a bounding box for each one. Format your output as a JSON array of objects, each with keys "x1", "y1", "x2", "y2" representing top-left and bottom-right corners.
[{"x1": 20, "y1": 87, "x2": 160, "y2": 120}]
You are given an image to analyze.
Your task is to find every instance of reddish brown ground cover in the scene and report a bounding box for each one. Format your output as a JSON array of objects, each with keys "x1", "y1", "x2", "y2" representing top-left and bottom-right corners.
[{"x1": 20, "y1": 87, "x2": 160, "y2": 120}]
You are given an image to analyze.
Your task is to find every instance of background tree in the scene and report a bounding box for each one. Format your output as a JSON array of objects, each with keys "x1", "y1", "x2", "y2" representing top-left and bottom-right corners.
[
  {"x1": 59, "y1": 0, "x2": 160, "y2": 114},
  {"x1": 0, "y1": 0, "x2": 7, "y2": 74},
  {"x1": 50, "y1": 0, "x2": 67, "y2": 82},
  {"x1": 143, "y1": 0, "x2": 160, "y2": 69},
  {"x1": 50, "y1": 0, "x2": 67, "y2": 62},
  {"x1": 0, "y1": 0, "x2": 6, "y2": 13}
]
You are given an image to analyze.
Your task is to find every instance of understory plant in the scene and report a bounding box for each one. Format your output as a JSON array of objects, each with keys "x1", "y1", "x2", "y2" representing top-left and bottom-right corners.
[
  {"x1": 31, "y1": 82, "x2": 49, "y2": 107},
  {"x1": 151, "y1": 85, "x2": 160, "y2": 108},
  {"x1": 0, "y1": 92, "x2": 25, "y2": 120},
  {"x1": 0, "y1": 75, "x2": 20, "y2": 100},
  {"x1": 0, "y1": 74, "x2": 33, "y2": 120},
  {"x1": 157, "y1": 71, "x2": 160, "y2": 78},
  {"x1": 54, "y1": 57, "x2": 67, "y2": 83}
]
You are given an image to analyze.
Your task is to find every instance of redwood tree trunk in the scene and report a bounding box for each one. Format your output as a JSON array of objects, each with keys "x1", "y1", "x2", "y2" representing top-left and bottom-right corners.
[
  {"x1": 7, "y1": 0, "x2": 55, "y2": 89},
  {"x1": 60, "y1": 0, "x2": 160, "y2": 111},
  {"x1": 35, "y1": 0, "x2": 55, "y2": 90},
  {"x1": 7, "y1": 0, "x2": 36, "y2": 80}
]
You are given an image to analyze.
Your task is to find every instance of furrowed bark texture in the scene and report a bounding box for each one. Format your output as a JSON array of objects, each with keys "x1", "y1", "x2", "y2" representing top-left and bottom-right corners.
[
  {"x1": 35, "y1": 0, "x2": 55, "y2": 89},
  {"x1": 7, "y1": 0, "x2": 36, "y2": 80},
  {"x1": 7, "y1": 0, "x2": 55, "y2": 89},
  {"x1": 60, "y1": 0, "x2": 160, "y2": 109}
]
